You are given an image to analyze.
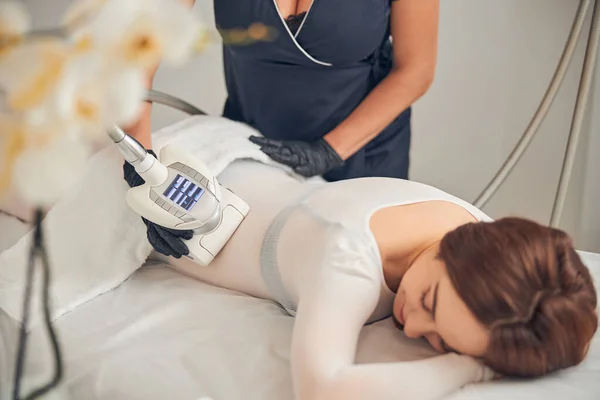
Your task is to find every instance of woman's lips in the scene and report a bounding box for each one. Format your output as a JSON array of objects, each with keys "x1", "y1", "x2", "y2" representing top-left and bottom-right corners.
[{"x1": 398, "y1": 303, "x2": 406, "y2": 325}]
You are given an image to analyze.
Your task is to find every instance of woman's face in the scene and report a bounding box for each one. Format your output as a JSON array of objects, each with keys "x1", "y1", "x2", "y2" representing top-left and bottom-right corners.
[{"x1": 392, "y1": 246, "x2": 490, "y2": 357}]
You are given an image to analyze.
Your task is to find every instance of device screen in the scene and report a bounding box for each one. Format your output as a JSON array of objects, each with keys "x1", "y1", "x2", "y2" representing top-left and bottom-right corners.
[{"x1": 163, "y1": 174, "x2": 205, "y2": 211}]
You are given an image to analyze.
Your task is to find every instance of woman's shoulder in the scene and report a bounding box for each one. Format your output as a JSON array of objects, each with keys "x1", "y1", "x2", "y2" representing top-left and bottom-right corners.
[
  {"x1": 323, "y1": 177, "x2": 452, "y2": 197},
  {"x1": 311, "y1": 177, "x2": 485, "y2": 213},
  {"x1": 335, "y1": 177, "x2": 492, "y2": 222}
]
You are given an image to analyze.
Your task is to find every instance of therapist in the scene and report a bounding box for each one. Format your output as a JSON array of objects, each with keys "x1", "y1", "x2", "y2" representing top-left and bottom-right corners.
[
  {"x1": 224, "y1": 0, "x2": 440, "y2": 181},
  {"x1": 127, "y1": 0, "x2": 440, "y2": 182},
  {"x1": 123, "y1": 0, "x2": 439, "y2": 257}
]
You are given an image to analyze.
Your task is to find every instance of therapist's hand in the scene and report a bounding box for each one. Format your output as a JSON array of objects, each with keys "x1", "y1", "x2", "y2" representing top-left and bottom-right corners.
[
  {"x1": 249, "y1": 136, "x2": 343, "y2": 177},
  {"x1": 123, "y1": 151, "x2": 194, "y2": 259}
]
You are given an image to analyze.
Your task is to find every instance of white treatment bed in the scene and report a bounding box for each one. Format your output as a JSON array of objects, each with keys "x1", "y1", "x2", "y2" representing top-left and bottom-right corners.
[
  {"x1": 1, "y1": 112, "x2": 600, "y2": 400},
  {"x1": 1, "y1": 208, "x2": 600, "y2": 400},
  {"x1": 1, "y1": 96, "x2": 599, "y2": 400}
]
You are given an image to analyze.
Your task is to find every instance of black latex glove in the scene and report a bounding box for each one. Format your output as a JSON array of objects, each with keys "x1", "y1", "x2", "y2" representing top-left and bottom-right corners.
[
  {"x1": 123, "y1": 150, "x2": 194, "y2": 259},
  {"x1": 249, "y1": 136, "x2": 343, "y2": 177}
]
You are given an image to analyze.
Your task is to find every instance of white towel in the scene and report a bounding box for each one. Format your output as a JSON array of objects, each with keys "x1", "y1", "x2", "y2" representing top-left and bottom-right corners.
[
  {"x1": 152, "y1": 115, "x2": 301, "y2": 178},
  {"x1": 0, "y1": 115, "x2": 304, "y2": 325}
]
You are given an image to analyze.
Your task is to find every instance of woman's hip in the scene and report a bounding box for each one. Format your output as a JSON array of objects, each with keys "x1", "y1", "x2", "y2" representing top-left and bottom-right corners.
[{"x1": 153, "y1": 161, "x2": 313, "y2": 302}]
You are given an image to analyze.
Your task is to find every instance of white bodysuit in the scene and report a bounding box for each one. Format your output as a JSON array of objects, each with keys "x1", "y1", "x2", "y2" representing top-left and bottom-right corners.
[{"x1": 162, "y1": 160, "x2": 495, "y2": 400}]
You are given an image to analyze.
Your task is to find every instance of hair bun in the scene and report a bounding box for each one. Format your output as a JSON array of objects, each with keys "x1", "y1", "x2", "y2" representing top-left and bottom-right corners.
[
  {"x1": 526, "y1": 288, "x2": 561, "y2": 323},
  {"x1": 439, "y1": 217, "x2": 598, "y2": 377}
]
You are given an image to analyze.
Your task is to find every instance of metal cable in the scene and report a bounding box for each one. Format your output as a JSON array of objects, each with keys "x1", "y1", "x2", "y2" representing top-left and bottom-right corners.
[
  {"x1": 473, "y1": 0, "x2": 593, "y2": 208},
  {"x1": 144, "y1": 89, "x2": 207, "y2": 115},
  {"x1": 550, "y1": 0, "x2": 600, "y2": 227}
]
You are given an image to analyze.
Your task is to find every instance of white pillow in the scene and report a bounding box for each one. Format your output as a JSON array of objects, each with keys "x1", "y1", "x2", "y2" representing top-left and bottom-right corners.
[
  {"x1": 0, "y1": 144, "x2": 152, "y2": 325},
  {"x1": 0, "y1": 141, "x2": 109, "y2": 224},
  {"x1": 0, "y1": 212, "x2": 30, "y2": 253}
]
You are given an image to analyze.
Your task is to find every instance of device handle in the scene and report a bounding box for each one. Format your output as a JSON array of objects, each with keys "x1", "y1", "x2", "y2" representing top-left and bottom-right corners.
[{"x1": 135, "y1": 153, "x2": 169, "y2": 187}]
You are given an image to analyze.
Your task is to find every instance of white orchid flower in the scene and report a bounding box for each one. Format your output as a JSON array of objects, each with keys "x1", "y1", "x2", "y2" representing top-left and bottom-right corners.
[
  {"x1": 101, "y1": 65, "x2": 148, "y2": 128},
  {"x1": 0, "y1": 38, "x2": 145, "y2": 136},
  {"x1": 0, "y1": 114, "x2": 81, "y2": 203},
  {"x1": 0, "y1": 0, "x2": 208, "y2": 206},
  {"x1": 0, "y1": 39, "x2": 70, "y2": 112},
  {"x1": 12, "y1": 131, "x2": 91, "y2": 207},
  {"x1": 0, "y1": 114, "x2": 25, "y2": 200},
  {"x1": 70, "y1": 0, "x2": 202, "y2": 69},
  {"x1": 28, "y1": 51, "x2": 147, "y2": 138},
  {"x1": 62, "y1": 0, "x2": 107, "y2": 33},
  {"x1": 0, "y1": 1, "x2": 30, "y2": 33},
  {"x1": 0, "y1": 0, "x2": 31, "y2": 55}
]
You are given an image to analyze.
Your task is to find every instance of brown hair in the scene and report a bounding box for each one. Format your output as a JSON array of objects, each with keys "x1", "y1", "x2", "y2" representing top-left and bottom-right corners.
[{"x1": 438, "y1": 217, "x2": 598, "y2": 378}]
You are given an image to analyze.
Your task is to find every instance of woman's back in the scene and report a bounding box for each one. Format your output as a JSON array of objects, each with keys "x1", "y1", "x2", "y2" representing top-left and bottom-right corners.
[{"x1": 161, "y1": 160, "x2": 490, "y2": 322}]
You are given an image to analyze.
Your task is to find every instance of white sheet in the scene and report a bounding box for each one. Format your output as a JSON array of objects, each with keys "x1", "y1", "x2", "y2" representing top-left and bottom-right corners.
[
  {"x1": 1, "y1": 115, "x2": 598, "y2": 399},
  {"x1": 0, "y1": 115, "x2": 307, "y2": 326},
  {"x1": 4, "y1": 251, "x2": 598, "y2": 400}
]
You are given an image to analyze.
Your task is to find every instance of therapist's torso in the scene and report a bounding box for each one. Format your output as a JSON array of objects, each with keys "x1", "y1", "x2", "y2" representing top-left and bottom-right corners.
[{"x1": 214, "y1": 0, "x2": 412, "y2": 181}]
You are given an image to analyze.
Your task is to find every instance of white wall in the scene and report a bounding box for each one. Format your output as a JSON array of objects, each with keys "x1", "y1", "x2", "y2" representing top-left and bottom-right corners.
[
  {"x1": 409, "y1": 0, "x2": 599, "y2": 252},
  {"x1": 10, "y1": 0, "x2": 600, "y2": 251}
]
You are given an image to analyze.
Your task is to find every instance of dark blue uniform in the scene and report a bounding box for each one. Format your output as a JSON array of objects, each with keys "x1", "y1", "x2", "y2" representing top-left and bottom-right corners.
[{"x1": 215, "y1": 0, "x2": 411, "y2": 181}]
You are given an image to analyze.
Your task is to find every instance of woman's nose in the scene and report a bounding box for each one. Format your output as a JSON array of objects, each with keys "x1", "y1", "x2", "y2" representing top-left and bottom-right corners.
[{"x1": 402, "y1": 313, "x2": 434, "y2": 339}]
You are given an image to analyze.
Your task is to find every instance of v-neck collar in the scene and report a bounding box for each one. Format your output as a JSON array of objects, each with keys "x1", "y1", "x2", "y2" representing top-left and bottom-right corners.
[{"x1": 270, "y1": 0, "x2": 332, "y2": 66}]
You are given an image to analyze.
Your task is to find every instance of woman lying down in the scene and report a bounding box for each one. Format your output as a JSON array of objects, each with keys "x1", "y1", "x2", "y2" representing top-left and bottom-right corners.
[{"x1": 127, "y1": 159, "x2": 598, "y2": 400}]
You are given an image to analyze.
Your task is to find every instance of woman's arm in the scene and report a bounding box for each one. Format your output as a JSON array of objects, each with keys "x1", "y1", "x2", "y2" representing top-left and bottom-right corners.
[
  {"x1": 291, "y1": 232, "x2": 491, "y2": 400},
  {"x1": 324, "y1": 0, "x2": 440, "y2": 159},
  {"x1": 122, "y1": 0, "x2": 197, "y2": 150},
  {"x1": 293, "y1": 286, "x2": 491, "y2": 400}
]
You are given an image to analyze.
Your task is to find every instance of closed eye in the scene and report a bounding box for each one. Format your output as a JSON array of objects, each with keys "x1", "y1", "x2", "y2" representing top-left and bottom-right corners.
[
  {"x1": 420, "y1": 289, "x2": 430, "y2": 312},
  {"x1": 422, "y1": 285, "x2": 455, "y2": 354}
]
